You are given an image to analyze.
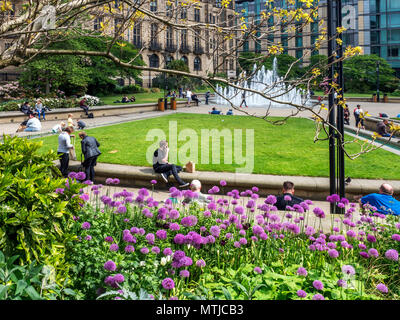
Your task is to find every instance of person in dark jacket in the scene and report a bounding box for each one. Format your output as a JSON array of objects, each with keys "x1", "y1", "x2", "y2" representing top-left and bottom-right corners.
[
  {"x1": 377, "y1": 119, "x2": 390, "y2": 137},
  {"x1": 79, "y1": 131, "x2": 101, "y2": 182},
  {"x1": 20, "y1": 101, "x2": 33, "y2": 115},
  {"x1": 275, "y1": 181, "x2": 304, "y2": 211}
]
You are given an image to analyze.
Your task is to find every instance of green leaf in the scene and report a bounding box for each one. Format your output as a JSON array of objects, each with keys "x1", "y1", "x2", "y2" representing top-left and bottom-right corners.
[
  {"x1": 63, "y1": 288, "x2": 76, "y2": 296},
  {"x1": 0, "y1": 285, "x2": 8, "y2": 299},
  {"x1": 25, "y1": 286, "x2": 42, "y2": 300},
  {"x1": 15, "y1": 280, "x2": 28, "y2": 296}
]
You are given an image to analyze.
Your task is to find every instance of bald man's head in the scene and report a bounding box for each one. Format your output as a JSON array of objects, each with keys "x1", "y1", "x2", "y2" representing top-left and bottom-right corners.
[{"x1": 379, "y1": 183, "x2": 394, "y2": 195}]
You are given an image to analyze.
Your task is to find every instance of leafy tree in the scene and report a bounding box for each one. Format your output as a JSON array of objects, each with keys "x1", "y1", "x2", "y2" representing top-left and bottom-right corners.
[
  {"x1": 343, "y1": 54, "x2": 399, "y2": 93},
  {"x1": 20, "y1": 35, "x2": 144, "y2": 96}
]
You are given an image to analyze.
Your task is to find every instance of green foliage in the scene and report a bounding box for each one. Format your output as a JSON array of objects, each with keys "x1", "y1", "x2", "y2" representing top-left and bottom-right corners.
[
  {"x1": 0, "y1": 135, "x2": 83, "y2": 283},
  {"x1": 344, "y1": 54, "x2": 399, "y2": 93},
  {"x1": 19, "y1": 35, "x2": 144, "y2": 96},
  {"x1": 0, "y1": 250, "x2": 77, "y2": 300}
]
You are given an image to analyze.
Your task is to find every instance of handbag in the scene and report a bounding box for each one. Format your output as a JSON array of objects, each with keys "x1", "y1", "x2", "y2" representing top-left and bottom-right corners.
[{"x1": 69, "y1": 136, "x2": 77, "y2": 161}]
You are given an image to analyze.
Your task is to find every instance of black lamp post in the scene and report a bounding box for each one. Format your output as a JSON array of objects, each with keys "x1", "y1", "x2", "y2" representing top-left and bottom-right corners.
[
  {"x1": 376, "y1": 61, "x2": 380, "y2": 102},
  {"x1": 327, "y1": 0, "x2": 345, "y2": 214}
]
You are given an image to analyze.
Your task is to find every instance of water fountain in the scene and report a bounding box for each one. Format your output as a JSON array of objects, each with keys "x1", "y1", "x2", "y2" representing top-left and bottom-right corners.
[{"x1": 215, "y1": 57, "x2": 310, "y2": 108}]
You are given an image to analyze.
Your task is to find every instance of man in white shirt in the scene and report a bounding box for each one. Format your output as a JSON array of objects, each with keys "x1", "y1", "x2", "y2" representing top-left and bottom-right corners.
[
  {"x1": 57, "y1": 127, "x2": 74, "y2": 177},
  {"x1": 24, "y1": 113, "x2": 42, "y2": 132},
  {"x1": 186, "y1": 89, "x2": 192, "y2": 106}
]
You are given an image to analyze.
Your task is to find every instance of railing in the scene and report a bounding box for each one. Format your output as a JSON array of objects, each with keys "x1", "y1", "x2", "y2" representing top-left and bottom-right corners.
[
  {"x1": 179, "y1": 45, "x2": 191, "y2": 54},
  {"x1": 164, "y1": 44, "x2": 177, "y2": 53},
  {"x1": 193, "y1": 45, "x2": 204, "y2": 55},
  {"x1": 149, "y1": 41, "x2": 162, "y2": 51}
]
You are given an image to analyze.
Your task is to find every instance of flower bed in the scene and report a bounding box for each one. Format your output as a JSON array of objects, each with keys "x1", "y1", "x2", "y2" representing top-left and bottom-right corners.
[{"x1": 67, "y1": 177, "x2": 400, "y2": 300}]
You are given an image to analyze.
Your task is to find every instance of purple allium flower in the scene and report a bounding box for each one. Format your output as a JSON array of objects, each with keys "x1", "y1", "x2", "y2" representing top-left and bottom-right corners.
[
  {"x1": 337, "y1": 279, "x2": 347, "y2": 288},
  {"x1": 196, "y1": 259, "x2": 206, "y2": 268},
  {"x1": 342, "y1": 265, "x2": 355, "y2": 275},
  {"x1": 169, "y1": 223, "x2": 180, "y2": 231},
  {"x1": 181, "y1": 215, "x2": 198, "y2": 227},
  {"x1": 163, "y1": 248, "x2": 173, "y2": 256},
  {"x1": 366, "y1": 234, "x2": 377, "y2": 243},
  {"x1": 110, "y1": 244, "x2": 119, "y2": 252},
  {"x1": 162, "y1": 278, "x2": 175, "y2": 290},
  {"x1": 125, "y1": 245, "x2": 135, "y2": 253},
  {"x1": 368, "y1": 248, "x2": 379, "y2": 258},
  {"x1": 81, "y1": 222, "x2": 91, "y2": 230},
  {"x1": 150, "y1": 179, "x2": 157, "y2": 185},
  {"x1": 76, "y1": 172, "x2": 86, "y2": 181},
  {"x1": 391, "y1": 234, "x2": 400, "y2": 242},
  {"x1": 140, "y1": 247, "x2": 149, "y2": 254},
  {"x1": 385, "y1": 249, "x2": 399, "y2": 261},
  {"x1": 234, "y1": 241, "x2": 241, "y2": 248},
  {"x1": 328, "y1": 249, "x2": 339, "y2": 258},
  {"x1": 360, "y1": 251, "x2": 369, "y2": 258},
  {"x1": 85, "y1": 235, "x2": 92, "y2": 241},
  {"x1": 313, "y1": 207, "x2": 325, "y2": 218},
  {"x1": 104, "y1": 260, "x2": 117, "y2": 271},
  {"x1": 68, "y1": 172, "x2": 77, "y2": 179},
  {"x1": 219, "y1": 180, "x2": 227, "y2": 187},
  {"x1": 283, "y1": 194, "x2": 292, "y2": 202},
  {"x1": 312, "y1": 294, "x2": 325, "y2": 300},
  {"x1": 297, "y1": 290, "x2": 307, "y2": 298},
  {"x1": 376, "y1": 283, "x2": 388, "y2": 294},
  {"x1": 297, "y1": 267, "x2": 308, "y2": 277},
  {"x1": 179, "y1": 270, "x2": 190, "y2": 278},
  {"x1": 117, "y1": 205, "x2": 127, "y2": 214},
  {"x1": 114, "y1": 274, "x2": 125, "y2": 283},
  {"x1": 156, "y1": 229, "x2": 167, "y2": 240},
  {"x1": 105, "y1": 236, "x2": 114, "y2": 243},
  {"x1": 346, "y1": 230, "x2": 356, "y2": 238},
  {"x1": 152, "y1": 246, "x2": 161, "y2": 254},
  {"x1": 254, "y1": 267, "x2": 262, "y2": 274},
  {"x1": 210, "y1": 225, "x2": 221, "y2": 237},
  {"x1": 313, "y1": 280, "x2": 324, "y2": 291},
  {"x1": 234, "y1": 206, "x2": 245, "y2": 215}
]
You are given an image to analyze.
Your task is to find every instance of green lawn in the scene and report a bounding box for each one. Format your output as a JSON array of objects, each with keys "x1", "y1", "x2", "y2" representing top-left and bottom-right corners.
[{"x1": 35, "y1": 113, "x2": 400, "y2": 180}]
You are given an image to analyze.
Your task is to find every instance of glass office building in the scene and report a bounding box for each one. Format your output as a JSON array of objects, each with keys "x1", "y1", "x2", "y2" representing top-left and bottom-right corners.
[{"x1": 235, "y1": 0, "x2": 400, "y2": 76}]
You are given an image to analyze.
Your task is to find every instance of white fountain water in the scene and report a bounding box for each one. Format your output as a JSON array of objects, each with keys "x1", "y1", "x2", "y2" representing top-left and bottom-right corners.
[{"x1": 215, "y1": 57, "x2": 310, "y2": 108}]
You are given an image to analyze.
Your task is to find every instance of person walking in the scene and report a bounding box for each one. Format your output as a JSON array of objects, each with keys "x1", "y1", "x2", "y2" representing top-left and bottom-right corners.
[
  {"x1": 353, "y1": 105, "x2": 363, "y2": 128},
  {"x1": 57, "y1": 127, "x2": 74, "y2": 177},
  {"x1": 153, "y1": 140, "x2": 189, "y2": 188},
  {"x1": 79, "y1": 131, "x2": 101, "y2": 182},
  {"x1": 35, "y1": 99, "x2": 46, "y2": 120},
  {"x1": 186, "y1": 89, "x2": 192, "y2": 106},
  {"x1": 239, "y1": 91, "x2": 248, "y2": 108},
  {"x1": 205, "y1": 91, "x2": 210, "y2": 105}
]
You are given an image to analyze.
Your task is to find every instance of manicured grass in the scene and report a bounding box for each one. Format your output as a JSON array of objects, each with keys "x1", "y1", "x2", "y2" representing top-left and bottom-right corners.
[{"x1": 35, "y1": 113, "x2": 400, "y2": 180}]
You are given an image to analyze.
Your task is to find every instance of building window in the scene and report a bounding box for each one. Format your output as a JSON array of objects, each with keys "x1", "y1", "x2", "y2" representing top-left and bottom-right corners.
[
  {"x1": 133, "y1": 23, "x2": 141, "y2": 47},
  {"x1": 194, "y1": 56, "x2": 201, "y2": 71},
  {"x1": 181, "y1": 56, "x2": 188, "y2": 65},
  {"x1": 150, "y1": 0, "x2": 157, "y2": 12},
  {"x1": 151, "y1": 23, "x2": 158, "y2": 44},
  {"x1": 295, "y1": 35, "x2": 303, "y2": 48},
  {"x1": 114, "y1": 18, "x2": 123, "y2": 37},
  {"x1": 388, "y1": 46, "x2": 400, "y2": 57},
  {"x1": 166, "y1": 55, "x2": 174, "y2": 67},
  {"x1": 295, "y1": 49, "x2": 303, "y2": 60},
  {"x1": 166, "y1": 3, "x2": 173, "y2": 17},
  {"x1": 166, "y1": 27, "x2": 173, "y2": 46},
  {"x1": 94, "y1": 17, "x2": 103, "y2": 31},
  {"x1": 181, "y1": 30, "x2": 187, "y2": 46},
  {"x1": 194, "y1": 8, "x2": 200, "y2": 22},
  {"x1": 181, "y1": 7, "x2": 187, "y2": 19},
  {"x1": 149, "y1": 54, "x2": 160, "y2": 68}
]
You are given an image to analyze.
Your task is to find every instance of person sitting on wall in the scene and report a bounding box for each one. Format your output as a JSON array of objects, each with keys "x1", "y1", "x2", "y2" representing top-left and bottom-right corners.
[
  {"x1": 20, "y1": 101, "x2": 33, "y2": 116},
  {"x1": 357, "y1": 183, "x2": 400, "y2": 216},
  {"x1": 191, "y1": 93, "x2": 199, "y2": 106},
  {"x1": 275, "y1": 181, "x2": 304, "y2": 211},
  {"x1": 153, "y1": 140, "x2": 189, "y2": 188},
  {"x1": 377, "y1": 119, "x2": 391, "y2": 137},
  {"x1": 182, "y1": 180, "x2": 211, "y2": 205},
  {"x1": 79, "y1": 97, "x2": 90, "y2": 115},
  {"x1": 209, "y1": 107, "x2": 221, "y2": 115}
]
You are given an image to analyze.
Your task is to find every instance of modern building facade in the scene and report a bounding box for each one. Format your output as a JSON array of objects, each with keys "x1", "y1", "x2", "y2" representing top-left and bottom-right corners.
[{"x1": 236, "y1": 0, "x2": 400, "y2": 76}]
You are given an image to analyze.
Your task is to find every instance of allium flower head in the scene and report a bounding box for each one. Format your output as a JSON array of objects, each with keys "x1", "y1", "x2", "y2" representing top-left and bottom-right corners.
[
  {"x1": 254, "y1": 267, "x2": 262, "y2": 274},
  {"x1": 110, "y1": 244, "x2": 119, "y2": 252},
  {"x1": 342, "y1": 265, "x2": 355, "y2": 275},
  {"x1": 297, "y1": 290, "x2": 307, "y2": 298},
  {"x1": 81, "y1": 222, "x2": 91, "y2": 229},
  {"x1": 104, "y1": 260, "x2": 117, "y2": 271},
  {"x1": 313, "y1": 280, "x2": 324, "y2": 291},
  {"x1": 196, "y1": 259, "x2": 206, "y2": 268},
  {"x1": 162, "y1": 278, "x2": 175, "y2": 290},
  {"x1": 385, "y1": 249, "x2": 399, "y2": 261},
  {"x1": 312, "y1": 294, "x2": 325, "y2": 300},
  {"x1": 376, "y1": 283, "x2": 388, "y2": 294}
]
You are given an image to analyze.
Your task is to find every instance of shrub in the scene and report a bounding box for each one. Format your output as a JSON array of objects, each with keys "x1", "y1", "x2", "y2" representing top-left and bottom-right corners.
[
  {"x1": 120, "y1": 85, "x2": 144, "y2": 94},
  {"x1": 0, "y1": 101, "x2": 23, "y2": 111},
  {"x1": 79, "y1": 95, "x2": 100, "y2": 107},
  {"x1": 0, "y1": 135, "x2": 84, "y2": 284},
  {"x1": 150, "y1": 87, "x2": 160, "y2": 93}
]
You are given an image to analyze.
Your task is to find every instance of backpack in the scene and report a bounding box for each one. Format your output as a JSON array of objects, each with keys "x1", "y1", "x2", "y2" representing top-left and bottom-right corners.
[{"x1": 88, "y1": 113, "x2": 94, "y2": 118}]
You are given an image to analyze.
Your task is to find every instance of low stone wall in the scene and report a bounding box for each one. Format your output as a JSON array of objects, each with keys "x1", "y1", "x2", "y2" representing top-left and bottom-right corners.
[
  {"x1": 65, "y1": 162, "x2": 400, "y2": 201},
  {"x1": 0, "y1": 100, "x2": 192, "y2": 124},
  {"x1": 363, "y1": 117, "x2": 400, "y2": 138}
]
